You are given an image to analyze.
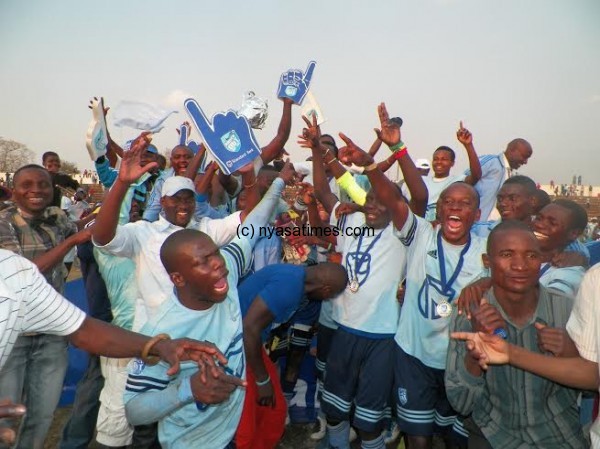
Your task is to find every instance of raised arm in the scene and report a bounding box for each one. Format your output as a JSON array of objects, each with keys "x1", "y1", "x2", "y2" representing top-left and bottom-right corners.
[
  {"x1": 297, "y1": 117, "x2": 339, "y2": 213},
  {"x1": 260, "y1": 98, "x2": 294, "y2": 165},
  {"x1": 93, "y1": 134, "x2": 157, "y2": 245},
  {"x1": 457, "y1": 122, "x2": 482, "y2": 185},
  {"x1": 184, "y1": 143, "x2": 207, "y2": 180}
]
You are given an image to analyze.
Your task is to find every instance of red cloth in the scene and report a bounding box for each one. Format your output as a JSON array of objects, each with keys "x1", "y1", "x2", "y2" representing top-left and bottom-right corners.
[{"x1": 235, "y1": 348, "x2": 287, "y2": 449}]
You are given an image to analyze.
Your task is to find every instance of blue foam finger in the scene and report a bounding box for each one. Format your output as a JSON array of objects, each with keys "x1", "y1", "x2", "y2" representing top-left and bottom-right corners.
[{"x1": 186, "y1": 99, "x2": 261, "y2": 175}]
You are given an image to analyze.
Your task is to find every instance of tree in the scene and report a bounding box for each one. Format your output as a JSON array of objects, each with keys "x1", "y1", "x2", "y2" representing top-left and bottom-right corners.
[
  {"x1": 0, "y1": 137, "x2": 35, "y2": 172},
  {"x1": 61, "y1": 160, "x2": 80, "y2": 174}
]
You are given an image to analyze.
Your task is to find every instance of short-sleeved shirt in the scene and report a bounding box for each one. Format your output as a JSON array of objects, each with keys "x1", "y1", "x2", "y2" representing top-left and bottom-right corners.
[
  {"x1": 0, "y1": 205, "x2": 77, "y2": 292},
  {"x1": 394, "y1": 210, "x2": 487, "y2": 369},
  {"x1": 539, "y1": 263, "x2": 585, "y2": 298},
  {"x1": 0, "y1": 250, "x2": 86, "y2": 369},
  {"x1": 566, "y1": 263, "x2": 600, "y2": 448},
  {"x1": 94, "y1": 213, "x2": 241, "y2": 331},
  {"x1": 123, "y1": 237, "x2": 252, "y2": 449},
  {"x1": 329, "y1": 208, "x2": 407, "y2": 337},
  {"x1": 468, "y1": 153, "x2": 511, "y2": 222},
  {"x1": 238, "y1": 264, "x2": 306, "y2": 341}
]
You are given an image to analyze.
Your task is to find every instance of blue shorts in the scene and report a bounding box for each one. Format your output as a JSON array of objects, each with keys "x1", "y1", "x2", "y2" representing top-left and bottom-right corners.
[
  {"x1": 289, "y1": 301, "x2": 321, "y2": 349},
  {"x1": 321, "y1": 329, "x2": 394, "y2": 432},
  {"x1": 394, "y1": 345, "x2": 458, "y2": 436},
  {"x1": 315, "y1": 325, "x2": 336, "y2": 381}
]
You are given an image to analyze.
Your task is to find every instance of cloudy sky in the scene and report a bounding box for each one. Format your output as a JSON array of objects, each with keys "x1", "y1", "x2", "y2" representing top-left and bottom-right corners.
[{"x1": 1, "y1": 0, "x2": 599, "y2": 184}]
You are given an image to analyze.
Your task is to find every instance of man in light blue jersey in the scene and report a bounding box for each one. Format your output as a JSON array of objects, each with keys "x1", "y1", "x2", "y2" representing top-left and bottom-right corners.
[
  {"x1": 469, "y1": 138, "x2": 532, "y2": 222},
  {"x1": 304, "y1": 103, "x2": 428, "y2": 449},
  {"x1": 338, "y1": 105, "x2": 488, "y2": 449},
  {"x1": 123, "y1": 165, "x2": 296, "y2": 449}
]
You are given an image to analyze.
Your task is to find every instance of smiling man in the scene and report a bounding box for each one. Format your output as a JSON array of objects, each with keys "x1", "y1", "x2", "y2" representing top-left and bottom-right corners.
[
  {"x1": 0, "y1": 164, "x2": 93, "y2": 449},
  {"x1": 92, "y1": 137, "x2": 289, "y2": 333},
  {"x1": 446, "y1": 221, "x2": 587, "y2": 448}
]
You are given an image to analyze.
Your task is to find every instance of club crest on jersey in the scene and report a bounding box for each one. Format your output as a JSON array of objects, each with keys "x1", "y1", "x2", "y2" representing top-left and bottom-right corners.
[
  {"x1": 398, "y1": 388, "x2": 408, "y2": 405},
  {"x1": 131, "y1": 358, "x2": 146, "y2": 375},
  {"x1": 427, "y1": 249, "x2": 438, "y2": 259},
  {"x1": 418, "y1": 275, "x2": 456, "y2": 320},
  {"x1": 345, "y1": 251, "x2": 372, "y2": 287}
]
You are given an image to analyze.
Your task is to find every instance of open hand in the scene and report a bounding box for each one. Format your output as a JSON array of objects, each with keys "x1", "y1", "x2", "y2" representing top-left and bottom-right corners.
[
  {"x1": 374, "y1": 103, "x2": 401, "y2": 147},
  {"x1": 117, "y1": 133, "x2": 157, "y2": 184}
]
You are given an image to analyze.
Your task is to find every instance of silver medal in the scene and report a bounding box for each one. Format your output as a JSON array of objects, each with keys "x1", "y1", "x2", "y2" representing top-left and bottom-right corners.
[
  {"x1": 436, "y1": 300, "x2": 453, "y2": 318},
  {"x1": 348, "y1": 279, "x2": 359, "y2": 293}
]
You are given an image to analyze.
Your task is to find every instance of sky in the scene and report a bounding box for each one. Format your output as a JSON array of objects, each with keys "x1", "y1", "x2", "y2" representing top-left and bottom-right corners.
[{"x1": 1, "y1": 0, "x2": 599, "y2": 184}]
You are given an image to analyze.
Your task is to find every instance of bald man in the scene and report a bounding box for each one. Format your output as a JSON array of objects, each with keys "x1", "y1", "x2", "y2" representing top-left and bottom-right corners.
[
  {"x1": 469, "y1": 138, "x2": 533, "y2": 221},
  {"x1": 235, "y1": 263, "x2": 348, "y2": 449}
]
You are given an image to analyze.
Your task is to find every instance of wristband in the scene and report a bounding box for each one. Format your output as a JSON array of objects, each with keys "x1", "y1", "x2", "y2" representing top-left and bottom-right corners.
[
  {"x1": 389, "y1": 141, "x2": 406, "y2": 152},
  {"x1": 141, "y1": 333, "x2": 171, "y2": 366},
  {"x1": 243, "y1": 179, "x2": 258, "y2": 189},
  {"x1": 364, "y1": 162, "x2": 378, "y2": 172},
  {"x1": 255, "y1": 375, "x2": 271, "y2": 386},
  {"x1": 393, "y1": 148, "x2": 408, "y2": 161}
]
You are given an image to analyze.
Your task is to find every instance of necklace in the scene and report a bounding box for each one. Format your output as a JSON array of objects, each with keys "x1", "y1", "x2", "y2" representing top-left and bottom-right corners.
[
  {"x1": 434, "y1": 231, "x2": 471, "y2": 317},
  {"x1": 348, "y1": 228, "x2": 384, "y2": 293}
]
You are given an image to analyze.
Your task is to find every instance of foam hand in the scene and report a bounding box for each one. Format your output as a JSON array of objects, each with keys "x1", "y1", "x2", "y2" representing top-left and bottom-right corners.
[
  {"x1": 86, "y1": 97, "x2": 109, "y2": 161},
  {"x1": 185, "y1": 98, "x2": 261, "y2": 175},
  {"x1": 277, "y1": 61, "x2": 316, "y2": 105}
]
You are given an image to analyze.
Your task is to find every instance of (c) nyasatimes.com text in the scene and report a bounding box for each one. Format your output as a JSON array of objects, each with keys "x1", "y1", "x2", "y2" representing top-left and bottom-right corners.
[{"x1": 236, "y1": 224, "x2": 375, "y2": 240}]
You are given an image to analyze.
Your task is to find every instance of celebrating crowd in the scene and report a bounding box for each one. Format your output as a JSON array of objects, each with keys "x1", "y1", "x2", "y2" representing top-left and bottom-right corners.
[{"x1": 0, "y1": 73, "x2": 599, "y2": 449}]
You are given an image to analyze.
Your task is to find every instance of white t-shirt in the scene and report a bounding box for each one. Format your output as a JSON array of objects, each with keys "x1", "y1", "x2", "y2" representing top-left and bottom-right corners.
[
  {"x1": 0, "y1": 250, "x2": 86, "y2": 369},
  {"x1": 95, "y1": 213, "x2": 241, "y2": 331},
  {"x1": 566, "y1": 263, "x2": 600, "y2": 448}
]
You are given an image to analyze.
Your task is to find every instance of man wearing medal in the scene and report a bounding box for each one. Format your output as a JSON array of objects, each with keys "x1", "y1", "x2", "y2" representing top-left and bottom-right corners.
[
  {"x1": 300, "y1": 109, "x2": 428, "y2": 449},
  {"x1": 336, "y1": 103, "x2": 488, "y2": 449}
]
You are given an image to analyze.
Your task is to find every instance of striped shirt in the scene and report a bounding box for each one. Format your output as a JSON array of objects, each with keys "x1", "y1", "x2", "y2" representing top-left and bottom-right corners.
[
  {"x1": 446, "y1": 286, "x2": 586, "y2": 448},
  {"x1": 0, "y1": 205, "x2": 77, "y2": 292},
  {"x1": 0, "y1": 250, "x2": 85, "y2": 370}
]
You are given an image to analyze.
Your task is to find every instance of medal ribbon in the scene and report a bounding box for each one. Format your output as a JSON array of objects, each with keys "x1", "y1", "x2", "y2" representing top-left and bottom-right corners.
[
  {"x1": 352, "y1": 228, "x2": 385, "y2": 286},
  {"x1": 436, "y1": 231, "x2": 471, "y2": 295}
]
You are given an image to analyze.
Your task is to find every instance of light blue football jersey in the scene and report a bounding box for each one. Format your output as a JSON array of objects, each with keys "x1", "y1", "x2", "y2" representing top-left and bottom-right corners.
[
  {"x1": 328, "y1": 210, "x2": 407, "y2": 337},
  {"x1": 394, "y1": 210, "x2": 487, "y2": 369},
  {"x1": 123, "y1": 234, "x2": 252, "y2": 448}
]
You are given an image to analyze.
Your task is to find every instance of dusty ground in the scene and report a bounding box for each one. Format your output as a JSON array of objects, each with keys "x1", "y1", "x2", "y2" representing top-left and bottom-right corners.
[{"x1": 45, "y1": 407, "x2": 407, "y2": 448}]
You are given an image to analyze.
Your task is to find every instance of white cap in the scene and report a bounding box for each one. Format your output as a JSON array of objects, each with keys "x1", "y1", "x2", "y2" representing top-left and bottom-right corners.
[
  {"x1": 415, "y1": 158, "x2": 431, "y2": 169},
  {"x1": 162, "y1": 176, "x2": 195, "y2": 197}
]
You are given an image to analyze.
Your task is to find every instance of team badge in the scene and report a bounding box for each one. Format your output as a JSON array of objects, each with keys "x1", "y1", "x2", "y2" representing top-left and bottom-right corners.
[
  {"x1": 398, "y1": 387, "x2": 408, "y2": 406},
  {"x1": 131, "y1": 358, "x2": 146, "y2": 375}
]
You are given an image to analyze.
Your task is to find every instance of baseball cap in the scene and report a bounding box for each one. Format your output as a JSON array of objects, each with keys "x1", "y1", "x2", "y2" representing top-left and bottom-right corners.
[
  {"x1": 415, "y1": 158, "x2": 431, "y2": 170},
  {"x1": 162, "y1": 176, "x2": 195, "y2": 197}
]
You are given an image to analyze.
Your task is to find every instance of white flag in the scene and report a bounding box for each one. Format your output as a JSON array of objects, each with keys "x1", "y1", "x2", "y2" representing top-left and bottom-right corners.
[
  {"x1": 301, "y1": 91, "x2": 326, "y2": 125},
  {"x1": 112, "y1": 100, "x2": 178, "y2": 133}
]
